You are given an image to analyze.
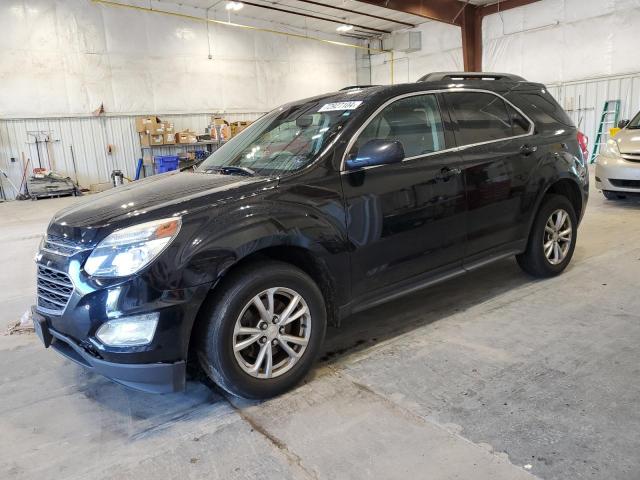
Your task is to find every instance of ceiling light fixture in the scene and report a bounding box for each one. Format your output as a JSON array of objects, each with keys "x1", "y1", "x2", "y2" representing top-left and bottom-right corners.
[
  {"x1": 336, "y1": 24, "x2": 354, "y2": 32},
  {"x1": 225, "y1": 1, "x2": 244, "y2": 11}
]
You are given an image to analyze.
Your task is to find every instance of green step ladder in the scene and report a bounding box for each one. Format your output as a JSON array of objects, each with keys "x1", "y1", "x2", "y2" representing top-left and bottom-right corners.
[{"x1": 590, "y1": 100, "x2": 620, "y2": 163}]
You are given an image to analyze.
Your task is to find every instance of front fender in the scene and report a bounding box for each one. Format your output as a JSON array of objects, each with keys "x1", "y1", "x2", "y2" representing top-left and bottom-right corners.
[{"x1": 178, "y1": 188, "x2": 350, "y2": 297}]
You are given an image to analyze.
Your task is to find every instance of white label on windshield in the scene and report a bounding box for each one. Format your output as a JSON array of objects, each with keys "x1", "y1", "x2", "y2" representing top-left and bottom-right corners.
[{"x1": 318, "y1": 101, "x2": 363, "y2": 112}]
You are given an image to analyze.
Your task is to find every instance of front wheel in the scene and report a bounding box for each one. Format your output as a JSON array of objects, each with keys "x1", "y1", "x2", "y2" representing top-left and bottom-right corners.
[
  {"x1": 197, "y1": 260, "x2": 326, "y2": 399},
  {"x1": 517, "y1": 194, "x2": 577, "y2": 277}
]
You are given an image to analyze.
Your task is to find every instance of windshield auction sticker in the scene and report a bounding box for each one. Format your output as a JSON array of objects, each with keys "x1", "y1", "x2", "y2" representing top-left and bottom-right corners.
[{"x1": 318, "y1": 101, "x2": 363, "y2": 112}]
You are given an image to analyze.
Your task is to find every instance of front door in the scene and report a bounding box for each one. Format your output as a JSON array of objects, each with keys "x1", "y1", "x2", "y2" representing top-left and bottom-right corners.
[{"x1": 340, "y1": 93, "x2": 467, "y2": 301}]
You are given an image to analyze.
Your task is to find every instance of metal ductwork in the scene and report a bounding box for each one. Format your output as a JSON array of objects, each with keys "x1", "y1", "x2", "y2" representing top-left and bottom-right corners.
[{"x1": 382, "y1": 31, "x2": 422, "y2": 53}]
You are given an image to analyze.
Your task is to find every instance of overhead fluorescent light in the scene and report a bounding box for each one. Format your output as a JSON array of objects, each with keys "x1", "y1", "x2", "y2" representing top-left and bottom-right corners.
[
  {"x1": 336, "y1": 24, "x2": 354, "y2": 32},
  {"x1": 225, "y1": 1, "x2": 244, "y2": 11}
]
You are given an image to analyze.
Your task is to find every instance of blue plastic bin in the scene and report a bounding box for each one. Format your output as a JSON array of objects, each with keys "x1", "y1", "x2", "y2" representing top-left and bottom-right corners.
[{"x1": 154, "y1": 155, "x2": 179, "y2": 174}]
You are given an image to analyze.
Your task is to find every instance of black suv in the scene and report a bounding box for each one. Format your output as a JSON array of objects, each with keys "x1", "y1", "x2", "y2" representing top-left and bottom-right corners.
[{"x1": 33, "y1": 72, "x2": 588, "y2": 399}]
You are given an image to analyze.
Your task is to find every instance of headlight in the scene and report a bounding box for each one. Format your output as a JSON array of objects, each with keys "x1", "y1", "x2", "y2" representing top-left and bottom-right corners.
[
  {"x1": 84, "y1": 217, "x2": 181, "y2": 277},
  {"x1": 95, "y1": 313, "x2": 159, "y2": 346},
  {"x1": 605, "y1": 138, "x2": 621, "y2": 156}
]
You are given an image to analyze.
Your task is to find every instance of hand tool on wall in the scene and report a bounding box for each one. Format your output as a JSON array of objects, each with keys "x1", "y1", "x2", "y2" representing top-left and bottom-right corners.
[
  {"x1": 70, "y1": 145, "x2": 80, "y2": 186},
  {"x1": 0, "y1": 168, "x2": 21, "y2": 197}
]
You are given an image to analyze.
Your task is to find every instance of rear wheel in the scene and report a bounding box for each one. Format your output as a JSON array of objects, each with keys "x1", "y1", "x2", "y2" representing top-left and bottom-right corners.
[
  {"x1": 197, "y1": 260, "x2": 326, "y2": 399},
  {"x1": 517, "y1": 194, "x2": 577, "y2": 277}
]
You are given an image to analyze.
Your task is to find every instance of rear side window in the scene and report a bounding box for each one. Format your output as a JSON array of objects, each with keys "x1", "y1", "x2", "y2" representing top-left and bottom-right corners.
[
  {"x1": 353, "y1": 94, "x2": 446, "y2": 158},
  {"x1": 509, "y1": 91, "x2": 574, "y2": 128},
  {"x1": 446, "y1": 92, "x2": 514, "y2": 145}
]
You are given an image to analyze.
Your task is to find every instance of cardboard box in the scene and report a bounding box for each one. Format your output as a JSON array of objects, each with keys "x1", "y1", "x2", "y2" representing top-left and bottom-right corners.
[
  {"x1": 230, "y1": 121, "x2": 251, "y2": 137},
  {"x1": 163, "y1": 132, "x2": 175, "y2": 144},
  {"x1": 209, "y1": 125, "x2": 220, "y2": 140},
  {"x1": 211, "y1": 116, "x2": 228, "y2": 126},
  {"x1": 175, "y1": 130, "x2": 197, "y2": 144},
  {"x1": 141, "y1": 133, "x2": 164, "y2": 146},
  {"x1": 136, "y1": 116, "x2": 161, "y2": 133},
  {"x1": 162, "y1": 122, "x2": 175, "y2": 134},
  {"x1": 220, "y1": 124, "x2": 231, "y2": 141},
  {"x1": 150, "y1": 133, "x2": 164, "y2": 145}
]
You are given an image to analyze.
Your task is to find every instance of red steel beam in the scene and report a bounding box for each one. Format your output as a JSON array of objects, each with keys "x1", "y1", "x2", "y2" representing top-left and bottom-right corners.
[{"x1": 459, "y1": 4, "x2": 480, "y2": 72}]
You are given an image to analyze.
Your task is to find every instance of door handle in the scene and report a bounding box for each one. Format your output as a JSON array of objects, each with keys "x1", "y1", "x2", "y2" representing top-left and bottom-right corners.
[
  {"x1": 439, "y1": 167, "x2": 462, "y2": 181},
  {"x1": 520, "y1": 144, "x2": 538, "y2": 156}
]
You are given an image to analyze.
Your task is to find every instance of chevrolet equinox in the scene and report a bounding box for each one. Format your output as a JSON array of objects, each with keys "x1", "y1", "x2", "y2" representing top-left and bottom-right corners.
[{"x1": 33, "y1": 72, "x2": 589, "y2": 399}]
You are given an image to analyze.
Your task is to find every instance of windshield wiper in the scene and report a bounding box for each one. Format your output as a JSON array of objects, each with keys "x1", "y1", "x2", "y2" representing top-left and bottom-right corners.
[{"x1": 205, "y1": 166, "x2": 256, "y2": 176}]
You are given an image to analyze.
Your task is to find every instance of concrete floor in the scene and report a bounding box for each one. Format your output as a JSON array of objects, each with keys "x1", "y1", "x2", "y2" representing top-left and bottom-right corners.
[{"x1": 1, "y1": 175, "x2": 639, "y2": 480}]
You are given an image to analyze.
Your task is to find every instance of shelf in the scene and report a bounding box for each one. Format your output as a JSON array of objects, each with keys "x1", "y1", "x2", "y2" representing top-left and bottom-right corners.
[{"x1": 141, "y1": 140, "x2": 224, "y2": 149}]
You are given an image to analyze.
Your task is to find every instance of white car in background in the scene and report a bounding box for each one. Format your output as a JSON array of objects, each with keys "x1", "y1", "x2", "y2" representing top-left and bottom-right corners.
[{"x1": 595, "y1": 113, "x2": 640, "y2": 199}]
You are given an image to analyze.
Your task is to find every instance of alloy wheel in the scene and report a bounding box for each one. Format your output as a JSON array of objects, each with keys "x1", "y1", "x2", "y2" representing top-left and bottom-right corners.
[
  {"x1": 232, "y1": 287, "x2": 311, "y2": 379},
  {"x1": 543, "y1": 208, "x2": 573, "y2": 265}
]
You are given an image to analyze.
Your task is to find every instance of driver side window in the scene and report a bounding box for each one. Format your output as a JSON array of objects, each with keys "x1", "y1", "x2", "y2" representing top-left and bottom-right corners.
[{"x1": 354, "y1": 94, "x2": 446, "y2": 158}]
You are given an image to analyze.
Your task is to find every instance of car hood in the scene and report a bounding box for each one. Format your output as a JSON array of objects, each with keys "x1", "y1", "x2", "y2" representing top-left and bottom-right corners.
[
  {"x1": 617, "y1": 129, "x2": 640, "y2": 154},
  {"x1": 48, "y1": 171, "x2": 275, "y2": 242}
]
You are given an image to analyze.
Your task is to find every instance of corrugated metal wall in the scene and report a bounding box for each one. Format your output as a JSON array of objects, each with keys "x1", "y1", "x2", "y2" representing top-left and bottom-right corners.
[
  {"x1": 0, "y1": 112, "x2": 264, "y2": 199},
  {"x1": 548, "y1": 73, "x2": 640, "y2": 157}
]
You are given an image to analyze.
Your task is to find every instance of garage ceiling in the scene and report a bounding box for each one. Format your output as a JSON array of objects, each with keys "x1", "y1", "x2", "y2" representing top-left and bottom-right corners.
[{"x1": 172, "y1": 0, "x2": 499, "y2": 38}]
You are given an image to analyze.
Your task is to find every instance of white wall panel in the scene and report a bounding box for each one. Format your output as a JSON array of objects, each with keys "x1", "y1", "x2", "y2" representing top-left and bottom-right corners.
[
  {"x1": 0, "y1": 0, "x2": 358, "y2": 199},
  {"x1": 483, "y1": 0, "x2": 640, "y2": 84},
  {"x1": 370, "y1": 21, "x2": 463, "y2": 85},
  {"x1": 0, "y1": 0, "x2": 357, "y2": 118}
]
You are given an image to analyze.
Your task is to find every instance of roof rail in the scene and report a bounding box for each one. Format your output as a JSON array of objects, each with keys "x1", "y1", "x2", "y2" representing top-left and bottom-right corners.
[
  {"x1": 339, "y1": 85, "x2": 380, "y2": 91},
  {"x1": 417, "y1": 72, "x2": 526, "y2": 83}
]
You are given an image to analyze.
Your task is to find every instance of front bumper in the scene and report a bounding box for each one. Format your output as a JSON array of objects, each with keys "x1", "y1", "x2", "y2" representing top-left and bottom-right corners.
[
  {"x1": 33, "y1": 240, "x2": 212, "y2": 393},
  {"x1": 33, "y1": 308, "x2": 186, "y2": 393},
  {"x1": 595, "y1": 155, "x2": 640, "y2": 193}
]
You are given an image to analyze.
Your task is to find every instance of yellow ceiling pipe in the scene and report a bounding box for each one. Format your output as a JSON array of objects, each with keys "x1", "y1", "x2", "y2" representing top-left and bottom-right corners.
[{"x1": 91, "y1": 0, "x2": 395, "y2": 84}]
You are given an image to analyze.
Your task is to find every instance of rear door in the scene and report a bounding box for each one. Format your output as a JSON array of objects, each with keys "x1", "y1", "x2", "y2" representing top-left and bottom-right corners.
[
  {"x1": 341, "y1": 92, "x2": 466, "y2": 301},
  {"x1": 443, "y1": 90, "x2": 536, "y2": 262}
]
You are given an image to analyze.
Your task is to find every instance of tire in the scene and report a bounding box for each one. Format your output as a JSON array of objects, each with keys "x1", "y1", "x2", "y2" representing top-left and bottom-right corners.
[
  {"x1": 603, "y1": 190, "x2": 625, "y2": 200},
  {"x1": 197, "y1": 260, "x2": 326, "y2": 399},
  {"x1": 517, "y1": 194, "x2": 577, "y2": 278}
]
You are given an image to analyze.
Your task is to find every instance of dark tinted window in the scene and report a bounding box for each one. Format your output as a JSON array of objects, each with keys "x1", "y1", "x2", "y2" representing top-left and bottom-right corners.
[
  {"x1": 509, "y1": 104, "x2": 531, "y2": 135},
  {"x1": 510, "y1": 91, "x2": 574, "y2": 127},
  {"x1": 447, "y1": 92, "x2": 513, "y2": 144},
  {"x1": 354, "y1": 94, "x2": 446, "y2": 158}
]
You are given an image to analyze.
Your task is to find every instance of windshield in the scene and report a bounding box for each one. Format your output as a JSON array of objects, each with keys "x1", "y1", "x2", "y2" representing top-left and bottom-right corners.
[
  {"x1": 198, "y1": 99, "x2": 360, "y2": 176},
  {"x1": 628, "y1": 110, "x2": 640, "y2": 129}
]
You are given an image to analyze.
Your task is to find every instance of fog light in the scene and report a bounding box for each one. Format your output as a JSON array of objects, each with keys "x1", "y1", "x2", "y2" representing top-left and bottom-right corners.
[{"x1": 95, "y1": 313, "x2": 159, "y2": 347}]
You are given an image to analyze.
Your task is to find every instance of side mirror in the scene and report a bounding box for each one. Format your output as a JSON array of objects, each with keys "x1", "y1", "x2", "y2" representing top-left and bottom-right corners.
[
  {"x1": 618, "y1": 119, "x2": 630, "y2": 129},
  {"x1": 345, "y1": 139, "x2": 405, "y2": 170}
]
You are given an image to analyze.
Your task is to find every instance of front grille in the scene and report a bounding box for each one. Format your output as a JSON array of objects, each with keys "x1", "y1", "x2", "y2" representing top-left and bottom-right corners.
[
  {"x1": 622, "y1": 153, "x2": 640, "y2": 163},
  {"x1": 610, "y1": 179, "x2": 640, "y2": 189},
  {"x1": 42, "y1": 235, "x2": 87, "y2": 257},
  {"x1": 37, "y1": 265, "x2": 74, "y2": 315}
]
